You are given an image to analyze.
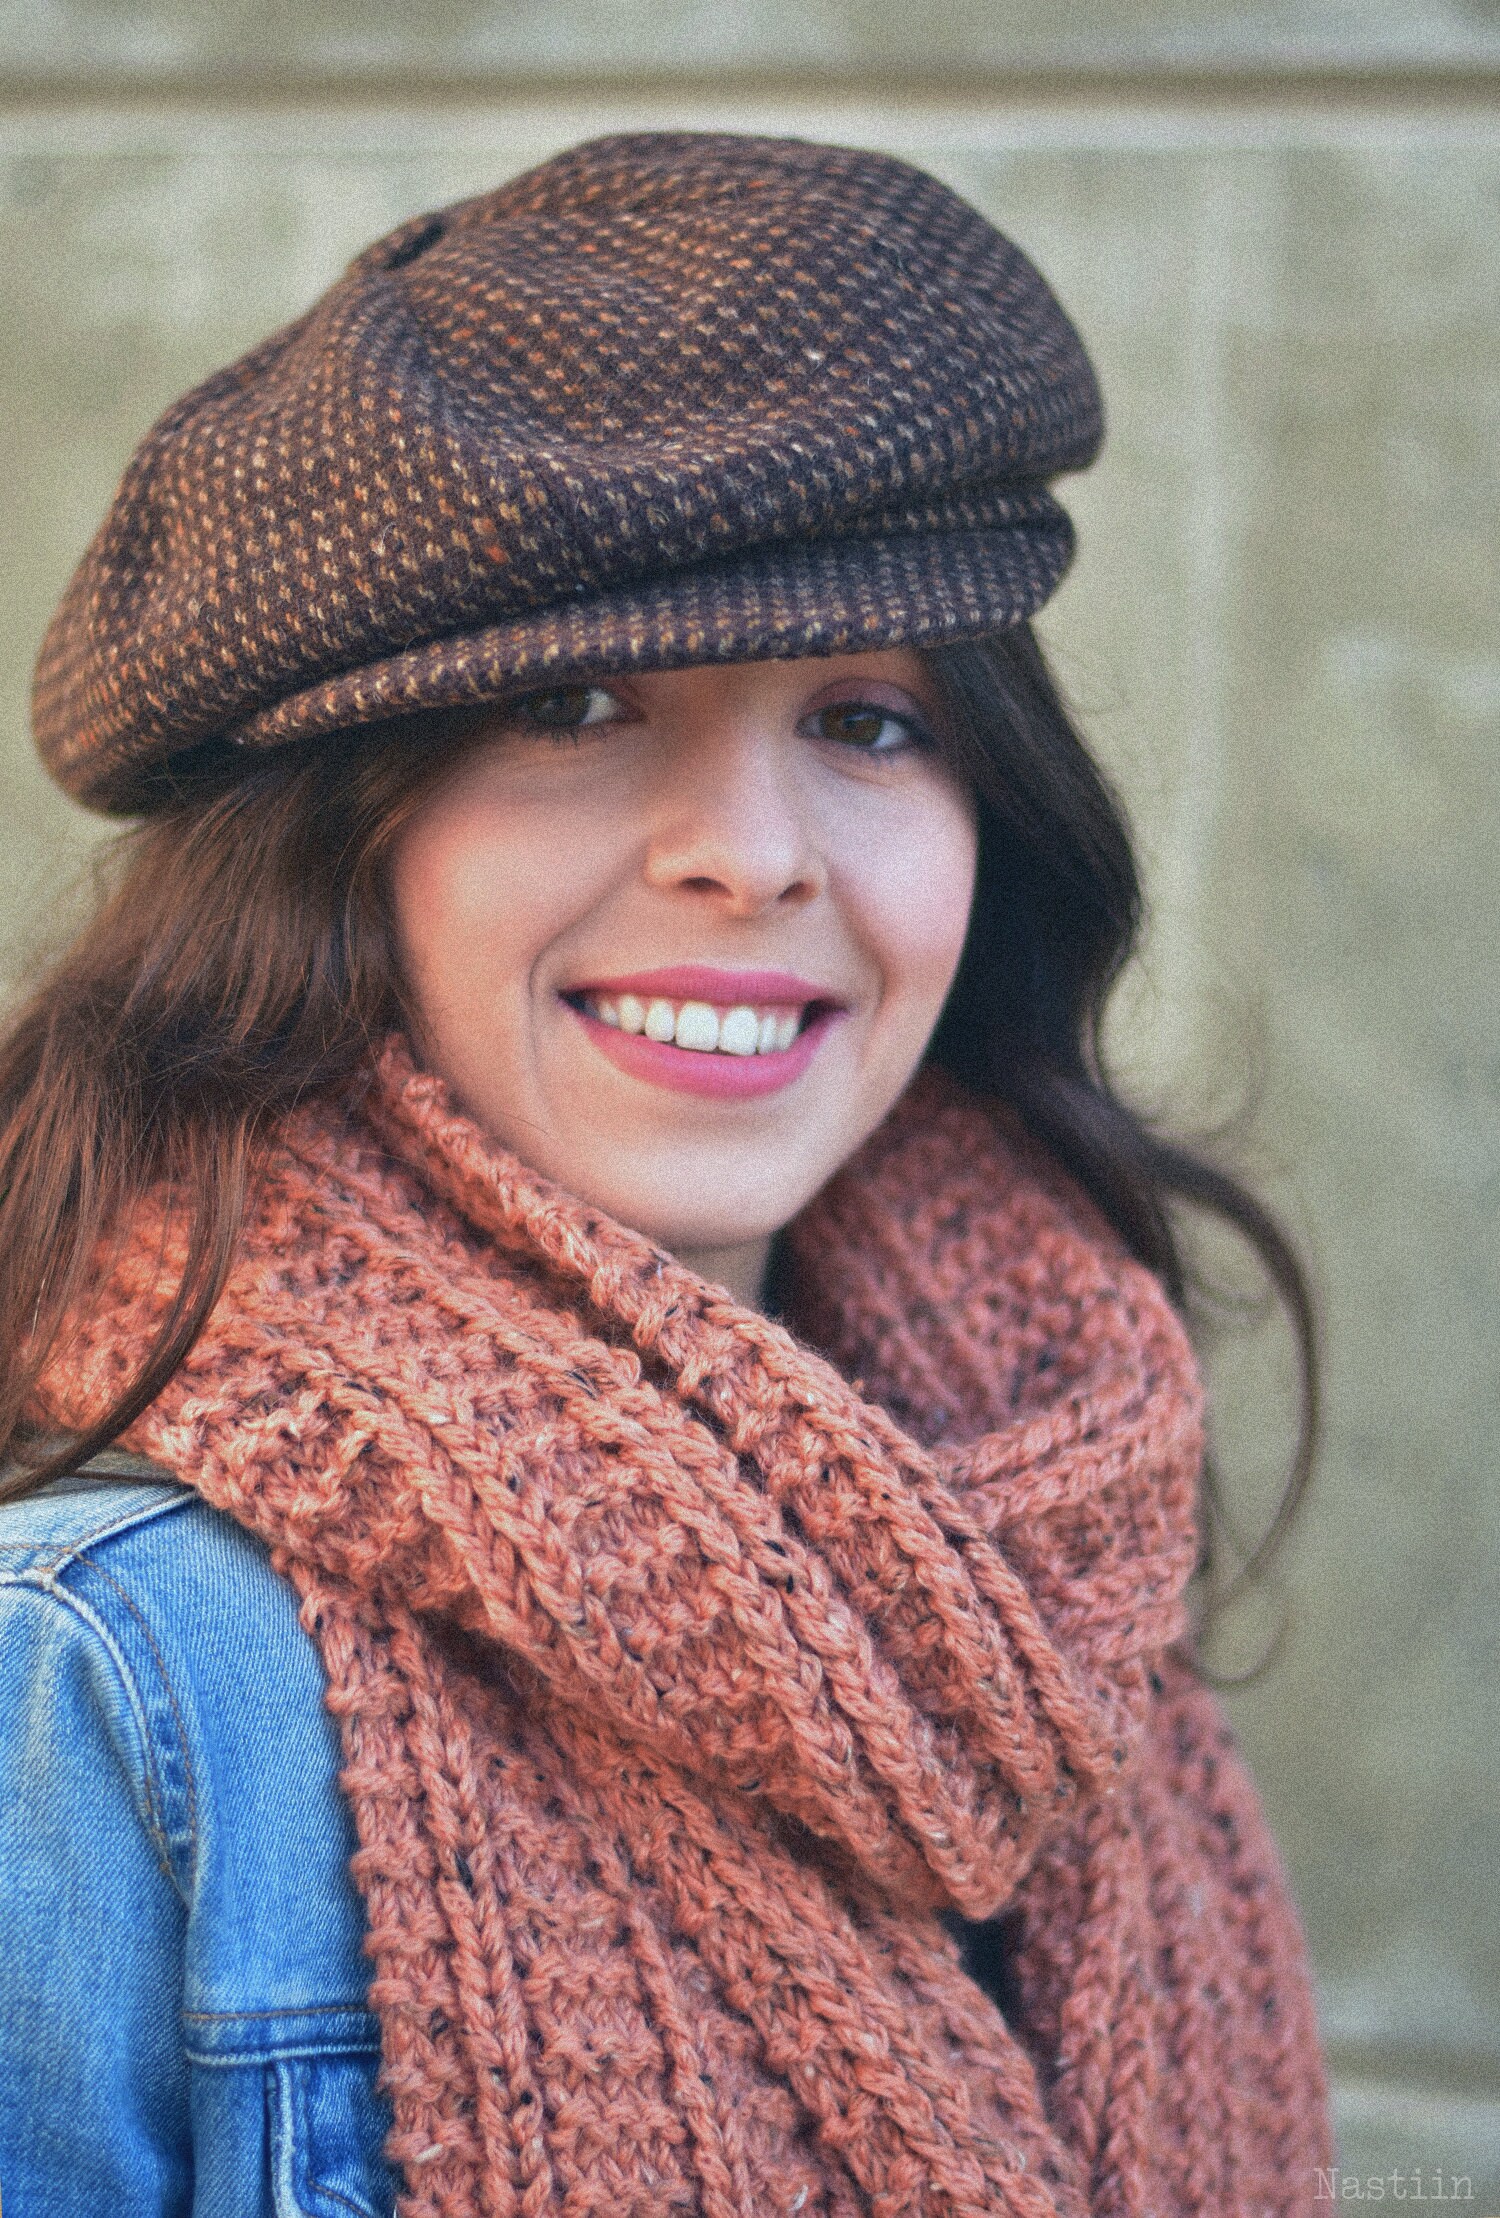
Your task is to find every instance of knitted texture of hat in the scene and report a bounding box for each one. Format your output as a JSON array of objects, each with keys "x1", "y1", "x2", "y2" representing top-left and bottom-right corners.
[
  {"x1": 33, "y1": 130, "x2": 1104, "y2": 814},
  {"x1": 35, "y1": 1043, "x2": 1331, "y2": 2216}
]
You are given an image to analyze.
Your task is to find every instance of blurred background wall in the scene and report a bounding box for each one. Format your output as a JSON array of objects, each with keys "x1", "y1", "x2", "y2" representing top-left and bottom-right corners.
[{"x1": 2, "y1": 0, "x2": 1496, "y2": 2195}]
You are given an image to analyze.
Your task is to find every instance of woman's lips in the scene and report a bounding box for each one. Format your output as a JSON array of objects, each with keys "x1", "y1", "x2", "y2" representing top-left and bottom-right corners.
[
  {"x1": 569, "y1": 1002, "x2": 842, "y2": 1098},
  {"x1": 561, "y1": 968, "x2": 846, "y2": 1099},
  {"x1": 568, "y1": 965, "x2": 830, "y2": 1006}
]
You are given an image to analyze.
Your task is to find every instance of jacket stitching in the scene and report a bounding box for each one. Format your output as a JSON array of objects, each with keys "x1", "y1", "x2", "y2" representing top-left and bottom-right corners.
[
  {"x1": 16, "y1": 1550, "x2": 201, "y2": 1894},
  {"x1": 0, "y1": 1483, "x2": 193, "y2": 1568},
  {"x1": 185, "y1": 2038, "x2": 381, "y2": 2067},
  {"x1": 6, "y1": 1578, "x2": 191, "y2": 1898},
  {"x1": 306, "y1": 2174, "x2": 383, "y2": 2218},
  {"x1": 63, "y1": 1550, "x2": 201, "y2": 1886},
  {"x1": 185, "y1": 2004, "x2": 373, "y2": 2021},
  {"x1": 270, "y1": 2058, "x2": 383, "y2": 2218}
]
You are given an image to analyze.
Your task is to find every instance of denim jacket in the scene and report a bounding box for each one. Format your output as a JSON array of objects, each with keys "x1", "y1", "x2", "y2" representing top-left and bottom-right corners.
[
  {"x1": 0, "y1": 1462, "x2": 1018, "y2": 2217},
  {"x1": 0, "y1": 1461, "x2": 398, "y2": 2218}
]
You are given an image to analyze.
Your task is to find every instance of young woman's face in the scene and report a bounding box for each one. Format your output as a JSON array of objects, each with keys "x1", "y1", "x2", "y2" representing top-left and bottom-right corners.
[{"x1": 388, "y1": 650, "x2": 977, "y2": 1297}]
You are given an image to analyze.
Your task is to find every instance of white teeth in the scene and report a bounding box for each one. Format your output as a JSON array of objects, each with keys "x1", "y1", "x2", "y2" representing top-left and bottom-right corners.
[
  {"x1": 673, "y1": 1000, "x2": 721, "y2": 1053},
  {"x1": 718, "y1": 1006, "x2": 761, "y2": 1057},
  {"x1": 581, "y1": 992, "x2": 815, "y2": 1054}
]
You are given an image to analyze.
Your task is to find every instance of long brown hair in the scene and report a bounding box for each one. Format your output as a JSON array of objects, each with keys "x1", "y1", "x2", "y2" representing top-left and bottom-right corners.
[{"x1": 0, "y1": 626, "x2": 1316, "y2": 1634}]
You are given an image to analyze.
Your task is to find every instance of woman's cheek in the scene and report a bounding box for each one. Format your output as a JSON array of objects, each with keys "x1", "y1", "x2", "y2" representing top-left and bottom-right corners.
[
  {"x1": 396, "y1": 803, "x2": 545, "y2": 986},
  {"x1": 846, "y1": 792, "x2": 977, "y2": 1018},
  {"x1": 391, "y1": 819, "x2": 520, "y2": 1061}
]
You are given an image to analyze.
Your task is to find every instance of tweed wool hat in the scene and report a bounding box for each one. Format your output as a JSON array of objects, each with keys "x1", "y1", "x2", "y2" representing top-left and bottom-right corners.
[{"x1": 33, "y1": 130, "x2": 1104, "y2": 814}]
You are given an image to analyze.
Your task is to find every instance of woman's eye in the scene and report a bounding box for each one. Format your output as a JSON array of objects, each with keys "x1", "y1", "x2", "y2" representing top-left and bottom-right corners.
[
  {"x1": 809, "y1": 701, "x2": 924, "y2": 753},
  {"x1": 507, "y1": 683, "x2": 622, "y2": 732}
]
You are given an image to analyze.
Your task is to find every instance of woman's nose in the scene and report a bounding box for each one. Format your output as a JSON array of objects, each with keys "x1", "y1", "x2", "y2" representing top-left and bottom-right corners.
[{"x1": 641, "y1": 728, "x2": 825, "y2": 917}]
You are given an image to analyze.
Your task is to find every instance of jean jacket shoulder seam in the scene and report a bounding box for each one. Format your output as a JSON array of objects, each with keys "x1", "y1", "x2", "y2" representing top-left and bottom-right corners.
[
  {"x1": 16, "y1": 1567, "x2": 199, "y2": 1900},
  {"x1": 0, "y1": 1479, "x2": 195, "y2": 1574}
]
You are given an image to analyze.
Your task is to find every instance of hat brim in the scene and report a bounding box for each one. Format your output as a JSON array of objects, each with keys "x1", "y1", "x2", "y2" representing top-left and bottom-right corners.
[
  {"x1": 111, "y1": 515, "x2": 1074, "y2": 810},
  {"x1": 244, "y1": 509, "x2": 1072, "y2": 721}
]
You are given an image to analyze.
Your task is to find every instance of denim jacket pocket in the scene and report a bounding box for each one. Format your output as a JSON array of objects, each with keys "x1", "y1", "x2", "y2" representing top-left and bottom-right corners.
[{"x1": 268, "y1": 2052, "x2": 398, "y2": 2218}]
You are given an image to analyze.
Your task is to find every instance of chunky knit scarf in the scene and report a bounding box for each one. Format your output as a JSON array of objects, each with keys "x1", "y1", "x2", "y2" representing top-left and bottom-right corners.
[{"x1": 42, "y1": 1041, "x2": 1331, "y2": 2216}]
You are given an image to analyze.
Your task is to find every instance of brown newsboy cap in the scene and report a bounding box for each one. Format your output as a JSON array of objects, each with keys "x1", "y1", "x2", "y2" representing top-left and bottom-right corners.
[{"x1": 33, "y1": 130, "x2": 1104, "y2": 814}]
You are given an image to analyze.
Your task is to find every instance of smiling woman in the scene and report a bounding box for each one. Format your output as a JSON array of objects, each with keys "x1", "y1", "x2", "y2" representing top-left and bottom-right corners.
[
  {"x1": 0, "y1": 131, "x2": 1330, "y2": 2218},
  {"x1": 389, "y1": 654, "x2": 977, "y2": 1301}
]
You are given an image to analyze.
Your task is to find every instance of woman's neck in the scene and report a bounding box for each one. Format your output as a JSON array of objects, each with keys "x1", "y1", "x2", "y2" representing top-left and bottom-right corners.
[{"x1": 671, "y1": 1234, "x2": 773, "y2": 1311}]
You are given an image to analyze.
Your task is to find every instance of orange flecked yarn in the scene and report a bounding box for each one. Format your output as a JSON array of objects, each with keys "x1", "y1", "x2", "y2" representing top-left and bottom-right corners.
[{"x1": 39, "y1": 1039, "x2": 1331, "y2": 2215}]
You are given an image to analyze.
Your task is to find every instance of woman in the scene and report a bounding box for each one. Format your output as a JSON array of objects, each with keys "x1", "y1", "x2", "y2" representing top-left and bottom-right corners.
[{"x1": 0, "y1": 131, "x2": 1332, "y2": 2215}]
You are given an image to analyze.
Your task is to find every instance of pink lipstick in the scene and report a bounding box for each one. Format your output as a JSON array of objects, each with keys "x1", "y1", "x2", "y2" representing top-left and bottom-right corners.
[{"x1": 561, "y1": 965, "x2": 846, "y2": 1100}]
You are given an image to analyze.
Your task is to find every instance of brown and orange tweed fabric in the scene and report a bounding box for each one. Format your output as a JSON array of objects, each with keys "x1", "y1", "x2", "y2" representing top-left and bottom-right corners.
[
  {"x1": 37, "y1": 1042, "x2": 1331, "y2": 2215},
  {"x1": 33, "y1": 131, "x2": 1103, "y2": 814}
]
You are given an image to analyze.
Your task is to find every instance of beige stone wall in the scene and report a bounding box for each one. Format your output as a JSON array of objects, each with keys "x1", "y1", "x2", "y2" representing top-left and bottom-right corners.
[{"x1": 3, "y1": 8, "x2": 1497, "y2": 2196}]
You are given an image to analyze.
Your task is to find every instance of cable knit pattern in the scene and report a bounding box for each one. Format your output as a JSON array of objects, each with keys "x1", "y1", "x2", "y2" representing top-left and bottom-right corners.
[{"x1": 36, "y1": 1041, "x2": 1331, "y2": 2215}]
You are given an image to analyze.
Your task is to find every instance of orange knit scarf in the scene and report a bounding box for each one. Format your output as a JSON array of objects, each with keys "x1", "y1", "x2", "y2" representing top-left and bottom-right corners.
[{"x1": 42, "y1": 1041, "x2": 1330, "y2": 2216}]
